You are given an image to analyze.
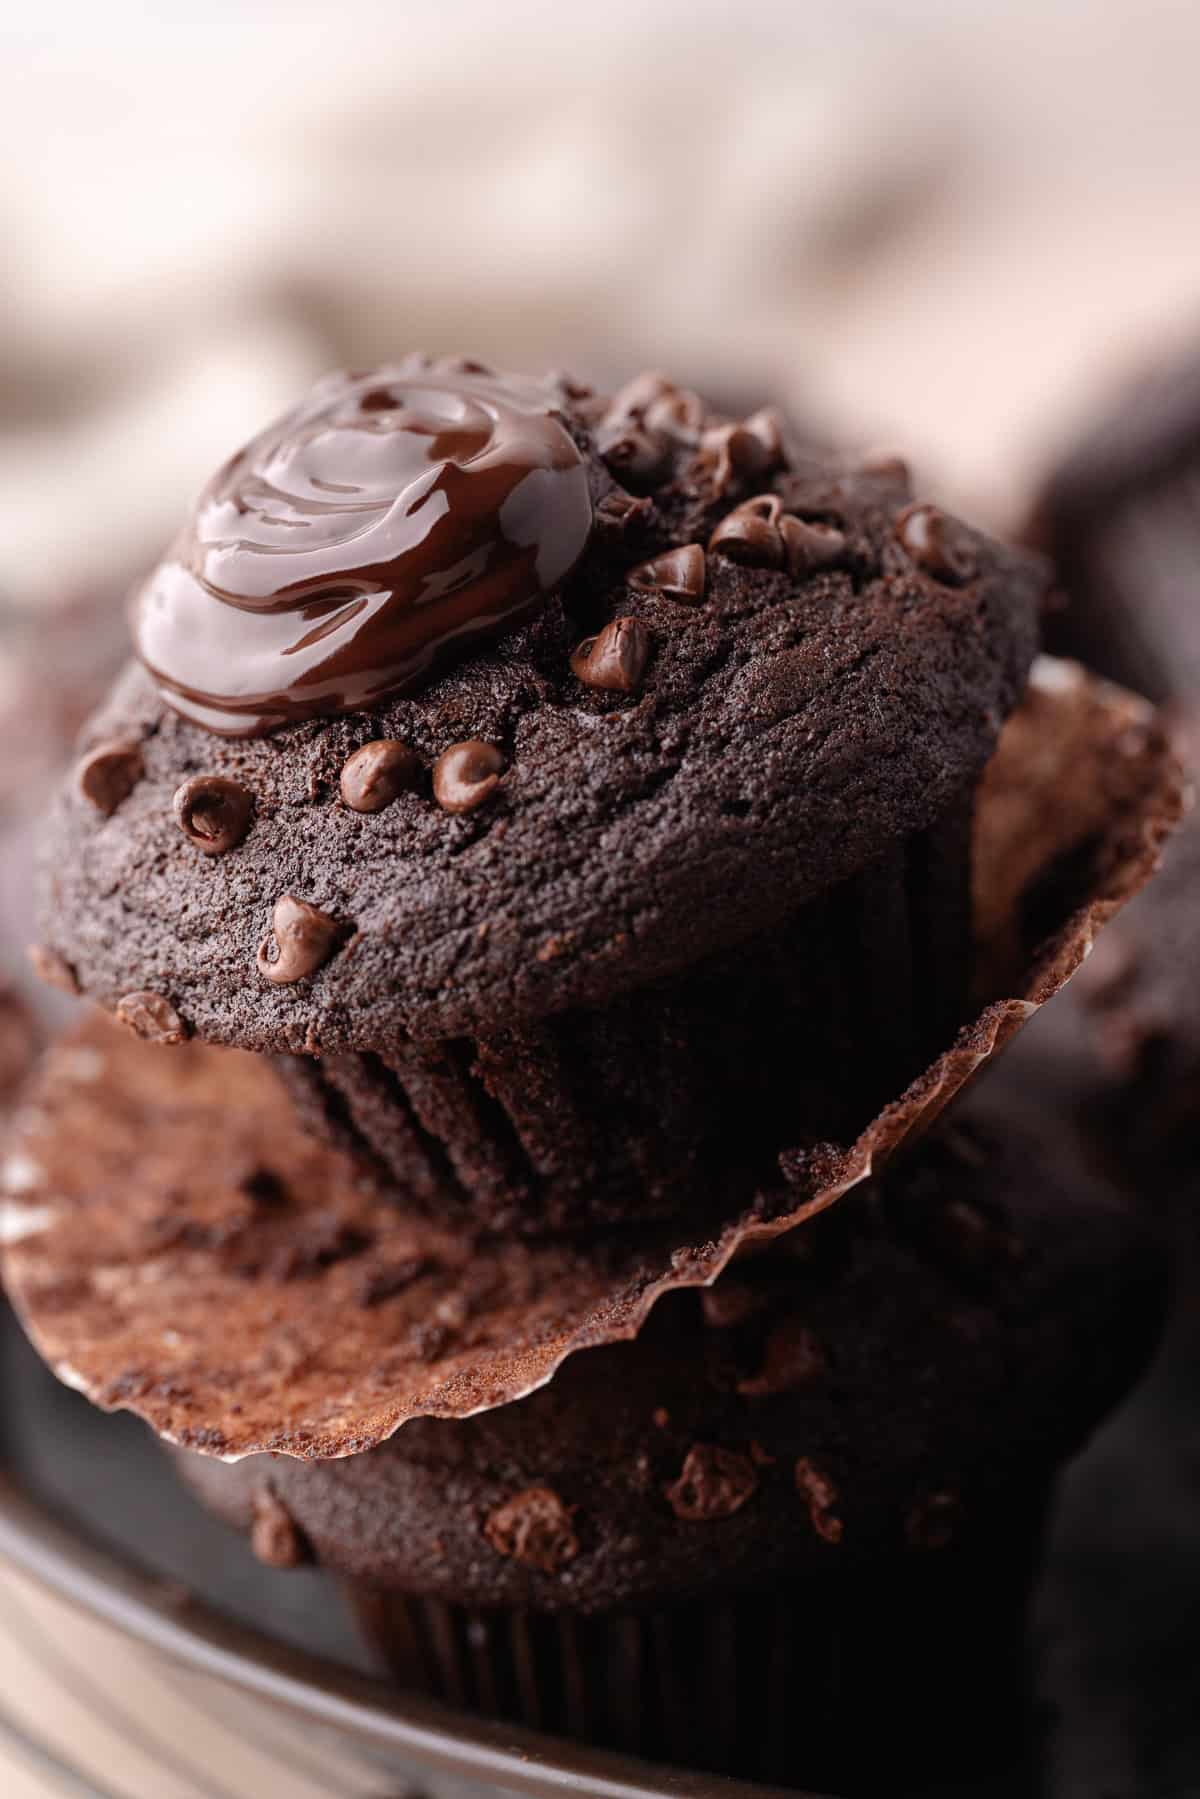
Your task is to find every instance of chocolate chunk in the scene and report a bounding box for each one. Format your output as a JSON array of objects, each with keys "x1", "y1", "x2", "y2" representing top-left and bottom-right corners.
[
  {"x1": 628, "y1": 545, "x2": 706, "y2": 603},
  {"x1": 597, "y1": 421, "x2": 672, "y2": 491},
  {"x1": 737, "y1": 1320, "x2": 827, "y2": 1395},
  {"x1": 28, "y1": 944, "x2": 80, "y2": 996},
  {"x1": 250, "y1": 1485, "x2": 309, "y2": 1568},
  {"x1": 77, "y1": 738, "x2": 144, "y2": 816},
  {"x1": 256, "y1": 896, "x2": 343, "y2": 984},
  {"x1": 483, "y1": 1485, "x2": 579, "y2": 1573},
  {"x1": 794, "y1": 1458, "x2": 843, "y2": 1543},
  {"x1": 115, "y1": 991, "x2": 188, "y2": 1045},
  {"x1": 432, "y1": 740, "x2": 505, "y2": 814},
  {"x1": 778, "y1": 516, "x2": 847, "y2": 576},
  {"x1": 570, "y1": 618, "x2": 651, "y2": 693},
  {"x1": 339, "y1": 740, "x2": 421, "y2": 814},
  {"x1": 896, "y1": 504, "x2": 978, "y2": 586},
  {"x1": 664, "y1": 1444, "x2": 758, "y2": 1521},
  {"x1": 173, "y1": 775, "x2": 254, "y2": 854},
  {"x1": 708, "y1": 494, "x2": 788, "y2": 569},
  {"x1": 905, "y1": 1490, "x2": 963, "y2": 1550}
]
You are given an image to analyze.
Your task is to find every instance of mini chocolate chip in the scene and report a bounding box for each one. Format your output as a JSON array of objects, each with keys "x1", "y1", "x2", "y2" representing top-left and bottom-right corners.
[
  {"x1": 795, "y1": 1458, "x2": 843, "y2": 1543},
  {"x1": 737, "y1": 1320, "x2": 827, "y2": 1396},
  {"x1": 778, "y1": 516, "x2": 847, "y2": 576},
  {"x1": 77, "y1": 738, "x2": 144, "y2": 816},
  {"x1": 597, "y1": 421, "x2": 672, "y2": 491},
  {"x1": 173, "y1": 775, "x2": 254, "y2": 854},
  {"x1": 708, "y1": 494, "x2": 787, "y2": 569},
  {"x1": 644, "y1": 388, "x2": 705, "y2": 445},
  {"x1": 28, "y1": 944, "x2": 80, "y2": 996},
  {"x1": 251, "y1": 1486, "x2": 309, "y2": 1568},
  {"x1": 484, "y1": 1486, "x2": 579, "y2": 1573},
  {"x1": 739, "y1": 407, "x2": 787, "y2": 467},
  {"x1": 905, "y1": 1491, "x2": 964, "y2": 1551},
  {"x1": 693, "y1": 412, "x2": 781, "y2": 496},
  {"x1": 257, "y1": 895, "x2": 343, "y2": 984},
  {"x1": 115, "y1": 991, "x2": 188, "y2": 1045},
  {"x1": 664, "y1": 1444, "x2": 758, "y2": 1521},
  {"x1": 595, "y1": 489, "x2": 653, "y2": 535},
  {"x1": 339, "y1": 740, "x2": 421, "y2": 814},
  {"x1": 570, "y1": 617, "x2": 651, "y2": 693},
  {"x1": 895, "y1": 503, "x2": 978, "y2": 585},
  {"x1": 604, "y1": 370, "x2": 674, "y2": 424},
  {"x1": 432, "y1": 740, "x2": 505, "y2": 814},
  {"x1": 628, "y1": 545, "x2": 706, "y2": 603}
]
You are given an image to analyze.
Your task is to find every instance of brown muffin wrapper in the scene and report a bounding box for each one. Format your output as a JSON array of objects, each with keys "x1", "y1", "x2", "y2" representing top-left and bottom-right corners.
[
  {"x1": 347, "y1": 1485, "x2": 1048, "y2": 1795},
  {"x1": 0, "y1": 660, "x2": 1185, "y2": 1459},
  {"x1": 276, "y1": 790, "x2": 974, "y2": 1234}
]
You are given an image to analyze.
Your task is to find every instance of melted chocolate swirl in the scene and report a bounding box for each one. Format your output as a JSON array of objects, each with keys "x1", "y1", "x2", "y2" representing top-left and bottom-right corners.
[{"x1": 133, "y1": 359, "x2": 593, "y2": 735}]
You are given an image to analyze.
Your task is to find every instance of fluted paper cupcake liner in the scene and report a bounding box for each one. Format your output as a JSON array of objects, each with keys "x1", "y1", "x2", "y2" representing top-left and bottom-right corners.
[
  {"x1": 346, "y1": 1486, "x2": 1047, "y2": 1794},
  {"x1": 0, "y1": 661, "x2": 1184, "y2": 1458},
  {"x1": 276, "y1": 789, "x2": 975, "y2": 1234}
]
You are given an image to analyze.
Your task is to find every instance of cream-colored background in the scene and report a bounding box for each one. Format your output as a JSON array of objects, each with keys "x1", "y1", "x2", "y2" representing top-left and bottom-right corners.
[{"x1": 3, "y1": 0, "x2": 1200, "y2": 623}]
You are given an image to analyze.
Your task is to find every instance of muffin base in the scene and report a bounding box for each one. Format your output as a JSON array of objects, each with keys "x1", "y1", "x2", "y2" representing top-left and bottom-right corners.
[
  {"x1": 349, "y1": 1487, "x2": 1045, "y2": 1795},
  {"x1": 279, "y1": 795, "x2": 975, "y2": 1234}
]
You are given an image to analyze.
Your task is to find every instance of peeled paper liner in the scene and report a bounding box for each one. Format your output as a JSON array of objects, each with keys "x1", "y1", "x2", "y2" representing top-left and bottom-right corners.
[{"x1": 0, "y1": 659, "x2": 1185, "y2": 1461}]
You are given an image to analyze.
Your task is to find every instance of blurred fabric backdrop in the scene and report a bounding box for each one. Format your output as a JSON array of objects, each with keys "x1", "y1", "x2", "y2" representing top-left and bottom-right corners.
[{"x1": 5, "y1": 0, "x2": 1200, "y2": 613}]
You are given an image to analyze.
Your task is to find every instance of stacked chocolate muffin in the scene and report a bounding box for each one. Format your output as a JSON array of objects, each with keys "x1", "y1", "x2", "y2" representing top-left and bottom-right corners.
[{"x1": 6, "y1": 357, "x2": 1181, "y2": 1794}]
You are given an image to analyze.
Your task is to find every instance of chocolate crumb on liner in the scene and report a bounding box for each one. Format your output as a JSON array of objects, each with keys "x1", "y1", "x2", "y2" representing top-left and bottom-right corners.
[{"x1": 0, "y1": 662, "x2": 1182, "y2": 1459}]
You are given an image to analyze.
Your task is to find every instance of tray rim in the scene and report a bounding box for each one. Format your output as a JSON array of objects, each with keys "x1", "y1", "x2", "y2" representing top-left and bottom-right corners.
[{"x1": 0, "y1": 1462, "x2": 813, "y2": 1799}]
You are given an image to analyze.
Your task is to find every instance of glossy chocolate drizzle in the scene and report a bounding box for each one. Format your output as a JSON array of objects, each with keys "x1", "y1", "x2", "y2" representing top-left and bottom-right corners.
[{"x1": 133, "y1": 358, "x2": 594, "y2": 734}]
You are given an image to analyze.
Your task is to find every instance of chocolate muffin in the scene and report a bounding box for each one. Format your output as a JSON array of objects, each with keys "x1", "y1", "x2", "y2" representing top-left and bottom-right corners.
[
  {"x1": 170, "y1": 1086, "x2": 1163, "y2": 1793},
  {"x1": 37, "y1": 358, "x2": 1046, "y2": 1231},
  {"x1": 1035, "y1": 339, "x2": 1200, "y2": 702}
]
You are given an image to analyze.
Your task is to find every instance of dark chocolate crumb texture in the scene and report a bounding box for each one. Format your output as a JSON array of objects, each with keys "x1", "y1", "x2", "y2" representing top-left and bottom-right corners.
[{"x1": 39, "y1": 359, "x2": 1047, "y2": 1228}]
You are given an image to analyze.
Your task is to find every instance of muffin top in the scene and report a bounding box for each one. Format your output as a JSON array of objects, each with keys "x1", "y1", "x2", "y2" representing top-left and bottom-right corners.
[
  {"x1": 39, "y1": 359, "x2": 1045, "y2": 1050},
  {"x1": 171, "y1": 1085, "x2": 1162, "y2": 1613}
]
